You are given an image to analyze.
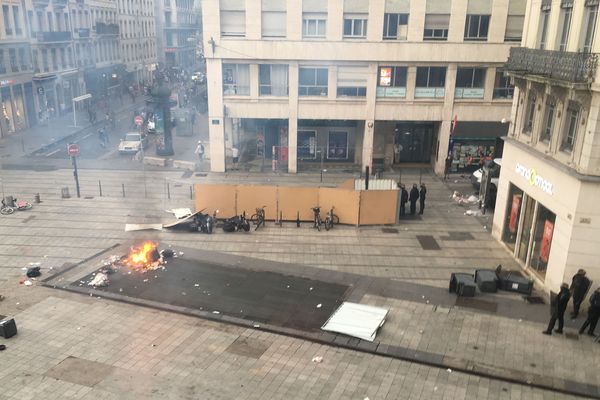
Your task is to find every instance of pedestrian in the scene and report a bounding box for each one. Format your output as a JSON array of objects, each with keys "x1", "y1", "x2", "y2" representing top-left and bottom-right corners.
[
  {"x1": 543, "y1": 283, "x2": 571, "y2": 335},
  {"x1": 232, "y1": 145, "x2": 239, "y2": 170},
  {"x1": 399, "y1": 184, "x2": 408, "y2": 217},
  {"x1": 409, "y1": 183, "x2": 419, "y2": 216},
  {"x1": 195, "y1": 141, "x2": 205, "y2": 162},
  {"x1": 444, "y1": 154, "x2": 453, "y2": 180},
  {"x1": 579, "y1": 287, "x2": 600, "y2": 336},
  {"x1": 98, "y1": 129, "x2": 105, "y2": 147},
  {"x1": 419, "y1": 183, "x2": 427, "y2": 215},
  {"x1": 570, "y1": 269, "x2": 591, "y2": 318}
]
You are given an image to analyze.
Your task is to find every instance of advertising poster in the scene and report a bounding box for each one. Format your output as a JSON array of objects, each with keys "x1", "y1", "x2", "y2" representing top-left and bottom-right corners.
[
  {"x1": 540, "y1": 220, "x2": 554, "y2": 263},
  {"x1": 509, "y1": 194, "x2": 521, "y2": 233},
  {"x1": 379, "y1": 67, "x2": 391, "y2": 86}
]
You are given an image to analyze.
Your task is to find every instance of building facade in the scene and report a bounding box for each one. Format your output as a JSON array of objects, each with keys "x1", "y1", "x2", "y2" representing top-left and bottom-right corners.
[
  {"x1": 201, "y1": 0, "x2": 525, "y2": 173},
  {"x1": 494, "y1": 0, "x2": 600, "y2": 292},
  {"x1": 156, "y1": 0, "x2": 201, "y2": 71}
]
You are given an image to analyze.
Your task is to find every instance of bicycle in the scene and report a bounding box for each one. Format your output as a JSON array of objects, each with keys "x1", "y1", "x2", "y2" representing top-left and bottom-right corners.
[
  {"x1": 0, "y1": 204, "x2": 14, "y2": 215},
  {"x1": 324, "y1": 206, "x2": 340, "y2": 231},
  {"x1": 250, "y1": 206, "x2": 266, "y2": 231},
  {"x1": 311, "y1": 206, "x2": 322, "y2": 231}
]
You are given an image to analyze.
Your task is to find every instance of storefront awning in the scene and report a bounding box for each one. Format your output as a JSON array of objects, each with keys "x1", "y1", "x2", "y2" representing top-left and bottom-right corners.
[{"x1": 32, "y1": 74, "x2": 57, "y2": 81}]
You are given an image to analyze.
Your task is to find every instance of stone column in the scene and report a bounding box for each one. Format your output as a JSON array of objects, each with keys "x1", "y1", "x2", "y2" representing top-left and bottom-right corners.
[
  {"x1": 288, "y1": 62, "x2": 298, "y2": 173},
  {"x1": 434, "y1": 63, "x2": 457, "y2": 175},
  {"x1": 362, "y1": 62, "x2": 378, "y2": 172},
  {"x1": 206, "y1": 57, "x2": 225, "y2": 172}
]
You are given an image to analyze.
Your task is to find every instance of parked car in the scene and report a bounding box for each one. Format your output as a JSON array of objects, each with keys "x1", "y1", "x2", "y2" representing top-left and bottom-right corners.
[
  {"x1": 191, "y1": 72, "x2": 205, "y2": 84},
  {"x1": 471, "y1": 158, "x2": 502, "y2": 189},
  {"x1": 118, "y1": 132, "x2": 148, "y2": 154}
]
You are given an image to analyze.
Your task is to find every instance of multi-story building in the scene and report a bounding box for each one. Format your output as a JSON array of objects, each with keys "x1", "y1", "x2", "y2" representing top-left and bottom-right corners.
[
  {"x1": 117, "y1": 0, "x2": 157, "y2": 84},
  {"x1": 200, "y1": 0, "x2": 525, "y2": 174},
  {"x1": 156, "y1": 0, "x2": 201, "y2": 70},
  {"x1": 494, "y1": 0, "x2": 600, "y2": 291}
]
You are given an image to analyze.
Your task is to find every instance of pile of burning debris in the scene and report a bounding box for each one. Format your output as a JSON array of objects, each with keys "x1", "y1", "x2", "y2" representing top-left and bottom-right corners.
[{"x1": 87, "y1": 242, "x2": 179, "y2": 288}]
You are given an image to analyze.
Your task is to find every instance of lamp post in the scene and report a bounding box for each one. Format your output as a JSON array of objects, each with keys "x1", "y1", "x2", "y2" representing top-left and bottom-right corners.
[{"x1": 148, "y1": 70, "x2": 174, "y2": 156}]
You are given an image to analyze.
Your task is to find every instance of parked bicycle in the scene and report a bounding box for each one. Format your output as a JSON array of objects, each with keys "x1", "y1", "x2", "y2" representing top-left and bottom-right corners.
[
  {"x1": 324, "y1": 206, "x2": 340, "y2": 231},
  {"x1": 250, "y1": 206, "x2": 266, "y2": 231},
  {"x1": 1, "y1": 198, "x2": 32, "y2": 215},
  {"x1": 311, "y1": 206, "x2": 323, "y2": 231}
]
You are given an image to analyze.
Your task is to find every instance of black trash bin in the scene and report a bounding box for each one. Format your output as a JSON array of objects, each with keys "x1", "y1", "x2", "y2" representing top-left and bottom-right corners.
[
  {"x1": 0, "y1": 316, "x2": 17, "y2": 338},
  {"x1": 475, "y1": 269, "x2": 499, "y2": 293},
  {"x1": 449, "y1": 273, "x2": 476, "y2": 297}
]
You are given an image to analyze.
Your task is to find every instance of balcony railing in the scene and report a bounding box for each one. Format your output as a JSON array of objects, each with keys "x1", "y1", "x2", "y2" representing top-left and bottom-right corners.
[
  {"x1": 95, "y1": 22, "x2": 119, "y2": 35},
  {"x1": 52, "y1": 0, "x2": 68, "y2": 8},
  {"x1": 505, "y1": 47, "x2": 598, "y2": 84},
  {"x1": 75, "y1": 28, "x2": 90, "y2": 38},
  {"x1": 32, "y1": 0, "x2": 50, "y2": 7},
  {"x1": 37, "y1": 31, "x2": 71, "y2": 42}
]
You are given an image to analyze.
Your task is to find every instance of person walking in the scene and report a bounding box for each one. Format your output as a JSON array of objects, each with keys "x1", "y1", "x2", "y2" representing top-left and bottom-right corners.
[
  {"x1": 444, "y1": 154, "x2": 453, "y2": 180},
  {"x1": 409, "y1": 183, "x2": 419, "y2": 216},
  {"x1": 570, "y1": 269, "x2": 591, "y2": 318},
  {"x1": 399, "y1": 184, "x2": 408, "y2": 217},
  {"x1": 579, "y1": 288, "x2": 600, "y2": 336},
  {"x1": 543, "y1": 283, "x2": 571, "y2": 335},
  {"x1": 419, "y1": 183, "x2": 427, "y2": 215},
  {"x1": 195, "y1": 141, "x2": 205, "y2": 162}
]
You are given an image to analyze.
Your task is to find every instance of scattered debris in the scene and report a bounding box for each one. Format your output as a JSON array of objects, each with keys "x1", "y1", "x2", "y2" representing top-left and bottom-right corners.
[
  {"x1": 309, "y1": 287, "x2": 313, "y2": 291},
  {"x1": 464, "y1": 209, "x2": 483, "y2": 217},
  {"x1": 446, "y1": 368, "x2": 452, "y2": 373},
  {"x1": 212, "y1": 311, "x2": 220, "y2": 314},
  {"x1": 316, "y1": 303, "x2": 322, "y2": 308},
  {"x1": 161, "y1": 249, "x2": 175, "y2": 258},
  {"x1": 419, "y1": 330, "x2": 424, "y2": 334},
  {"x1": 26, "y1": 267, "x2": 41, "y2": 278},
  {"x1": 0, "y1": 295, "x2": 4, "y2": 302},
  {"x1": 88, "y1": 272, "x2": 109, "y2": 287},
  {"x1": 253, "y1": 324, "x2": 260, "y2": 328},
  {"x1": 24, "y1": 280, "x2": 33, "y2": 286},
  {"x1": 311, "y1": 356, "x2": 323, "y2": 363},
  {"x1": 452, "y1": 191, "x2": 479, "y2": 205},
  {"x1": 194, "y1": 284, "x2": 200, "y2": 287}
]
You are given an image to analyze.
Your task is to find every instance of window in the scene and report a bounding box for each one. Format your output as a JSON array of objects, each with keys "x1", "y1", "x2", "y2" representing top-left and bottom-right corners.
[
  {"x1": 540, "y1": 98, "x2": 556, "y2": 142},
  {"x1": 561, "y1": 103, "x2": 579, "y2": 152},
  {"x1": 505, "y1": 0, "x2": 526, "y2": 42},
  {"x1": 222, "y1": 64, "x2": 250, "y2": 95},
  {"x1": 493, "y1": 70, "x2": 514, "y2": 99},
  {"x1": 259, "y1": 64, "x2": 288, "y2": 96},
  {"x1": 220, "y1": 0, "x2": 245, "y2": 37},
  {"x1": 8, "y1": 49, "x2": 17, "y2": 72},
  {"x1": 327, "y1": 131, "x2": 348, "y2": 160},
  {"x1": 337, "y1": 65, "x2": 367, "y2": 97},
  {"x1": 18, "y1": 48, "x2": 26, "y2": 71},
  {"x1": 581, "y1": 4, "x2": 598, "y2": 52},
  {"x1": 262, "y1": 0, "x2": 286, "y2": 39},
  {"x1": 377, "y1": 66, "x2": 407, "y2": 97},
  {"x1": 0, "y1": 50, "x2": 5, "y2": 74},
  {"x1": 13, "y1": 6, "x2": 21, "y2": 35},
  {"x1": 424, "y1": 14, "x2": 449, "y2": 40},
  {"x1": 557, "y1": 5, "x2": 572, "y2": 51},
  {"x1": 299, "y1": 67, "x2": 328, "y2": 96},
  {"x1": 464, "y1": 15, "x2": 490, "y2": 40},
  {"x1": 298, "y1": 130, "x2": 317, "y2": 159},
  {"x1": 538, "y1": 9, "x2": 550, "y2": 49},
  {"x1": 415, "y1": 66, "x2": 446, "y2": 98},
  {"x1": 343, "y1": 15, "x2": 368, "y2": 38},
  {"x1": 302, "y1": 14, "x2": 326, "y2": 38},
  {"x1": 51, "y1": 48, "x2": 57, "y2": 70},
  {"x1": 523, "y1": 93, "x2": 536, "y2": 133},
  {"x1": 455, "y1": 67, "x2": 485, "y2": 99},
  {"x1": 60, "y1": 48, "x2": 66, "y2": 68},
  {"x1": 383, "y1": 13, "x2": 408, "y2": 40},
  {"x1": 3, "y1": 6, "x2": 11, "y2": 35}
]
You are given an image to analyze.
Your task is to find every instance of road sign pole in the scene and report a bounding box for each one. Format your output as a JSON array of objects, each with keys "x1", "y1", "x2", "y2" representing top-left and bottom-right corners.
[{"x1": 71, "y1": 155, "x2": 81, "y2": 198}]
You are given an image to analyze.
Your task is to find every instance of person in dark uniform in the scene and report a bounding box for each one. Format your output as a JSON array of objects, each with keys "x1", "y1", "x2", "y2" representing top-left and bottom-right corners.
[
  {"x1": 444, "y1": 154, "x2": 453, "y2": 180},
  {"x1": 570, "y1": 269, "x2": 591, "y2": 318},
  {"x1": 579, "y1": 287, "x2": 600, "y2": 336},
  {"x1": 543, "y1": 283, "x2": 571, "y2": 335},
  {"x1": 419, "y1": 184, "x2": 427, "y2": 215},
  {"x1": 409, "y1": 183, "x2": 419, "y2": 216},
  {"x1": 399, "y1": 184, "x2": 408, "y2": 216}
]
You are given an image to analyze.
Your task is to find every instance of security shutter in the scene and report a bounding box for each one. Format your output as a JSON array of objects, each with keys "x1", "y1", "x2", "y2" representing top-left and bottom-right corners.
[
  {"x1": 467, "y1": 0, "x2": 492, "y2": 14},
  {"x1": 424, "y1": 14, "x2": 450, "y2": 29},
  {"x1": 220, "y1": 0, "x2": 244, "y2": 11},
  {"x1": 344, "y1": 0, "x2": 369, "y2": 13},
  {"x1": 262, "y1": 11, "x2": 286, "y2": 37},
  {"x1": 385, "y1": 0, "x2": 410, "y2": 13},
  {"x1": 337, "y1": 65, "x2": 368, "y2": 87},
  {"x1": 505, "y1": 15, "x2": 524, "y2": 39},
  {"x1": 221, "y1": 11, "x2": 245, "y2": 36},
  {"x1": 262, "y1": 0, "x2": 286, "y2": 12},
  {"x1": 303, "y1": 0, "x2": 327, "y2": 12},
  {"x1": 508, "y1": 0, "x2": 526, "y2": 14},
  {"x1": 426, "y1": 0, "x2": 451, "y2": 14}
]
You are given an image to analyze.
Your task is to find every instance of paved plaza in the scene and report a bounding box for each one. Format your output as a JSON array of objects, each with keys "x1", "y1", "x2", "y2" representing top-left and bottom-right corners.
[{"x1": 0, "y1": 167, "x2": 599, "y2": 399}]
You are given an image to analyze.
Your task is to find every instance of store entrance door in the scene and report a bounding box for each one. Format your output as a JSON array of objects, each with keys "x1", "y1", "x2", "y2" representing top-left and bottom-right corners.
[
  {"x1": 517, "y1": 195, "x2": 536, "y2": 263},
  {"x1": 394, "y1": 123, "x2": 433, "y2": 163}
]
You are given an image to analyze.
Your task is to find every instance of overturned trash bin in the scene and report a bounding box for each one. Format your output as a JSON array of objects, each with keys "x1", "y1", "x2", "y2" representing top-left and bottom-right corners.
[
  {"x1": 0, "y1": 316, "x2": 17, "y2": 338},
  {"x1": 475, "y1": 269, "x2": 498, "y2": 293},
  {"x1": 449, "y1": 273, "x2": 476, "y2": 297},
  {"x1": 495, "y1": 265, "x2": 533, "y2": 296}
]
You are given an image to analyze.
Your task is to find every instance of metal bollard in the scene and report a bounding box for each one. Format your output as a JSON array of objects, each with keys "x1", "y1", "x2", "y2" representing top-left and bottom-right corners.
[
  {"x1": 167, "y1": 183, "x2": 171, "y2": 199},
  {"x1": 122, "y1": 184, "x2": 125, "y2": 197},
  {"x1": 98, "y1": 180, "x2": 103, "y2": 197},
  {"x1": 34, "y1": 193, "x2": 41, "y2": 203},
  {"x1": 189, "y1": 185, "x2": 193, "y2": 199}
]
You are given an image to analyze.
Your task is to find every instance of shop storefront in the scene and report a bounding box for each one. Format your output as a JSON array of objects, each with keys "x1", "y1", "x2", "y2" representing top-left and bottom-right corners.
[
  {"x1": 449, "y1": 121, "x2": 507, "y2": 172},
  {"x1": 0, "y1": 78, "x2": 34, "y2": 137}
]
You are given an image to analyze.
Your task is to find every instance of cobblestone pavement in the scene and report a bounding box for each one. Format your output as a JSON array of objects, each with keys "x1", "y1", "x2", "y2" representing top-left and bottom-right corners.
[{"x1": 0, "y1": 168, "x2": 598, "y2": 399}]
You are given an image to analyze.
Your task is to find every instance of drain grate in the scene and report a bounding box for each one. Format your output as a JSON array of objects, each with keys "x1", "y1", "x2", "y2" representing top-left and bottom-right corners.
[
  {"x1": 416, "y1": 235, "x2": 440, "y2": 250},
  {"x1": 455, "y1": 297, "x2": 498, "y2": 313},
  {"x1": 382, "y1": 228, "x2": 399, "y2": 234},
  {"x1": 524, "y1": 296, "x2": 545, "y2": 304}
]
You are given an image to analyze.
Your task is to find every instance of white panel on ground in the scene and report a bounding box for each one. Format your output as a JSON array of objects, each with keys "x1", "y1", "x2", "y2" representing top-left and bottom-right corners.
[
  {"x1": 124, "y1": 224, "x2": 164, "y2": 232},
  {"x1": 321, "y1": 302, "x2": 388, "y2": 342}
]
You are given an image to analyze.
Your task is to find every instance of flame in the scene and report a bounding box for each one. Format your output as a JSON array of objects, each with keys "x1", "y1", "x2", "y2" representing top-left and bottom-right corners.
[{"x1": 125, "y1": 241, "x2": 159, "y2": 271}]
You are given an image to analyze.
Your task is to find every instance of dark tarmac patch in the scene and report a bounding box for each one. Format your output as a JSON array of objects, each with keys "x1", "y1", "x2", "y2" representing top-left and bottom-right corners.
[
  {"x1": 381, "y1": 228, "x2": 398, "y2": 234},
  {"x1": 45, "y1": 356, "x2": 114, "y2": 387},
  {"x1": 455, "y1": 297, "x2": 498, "y2": 313},
  {"x1": 74, "y1": 258, "x2": 349, "y2": 333},
  {"x1": 416, "y1": 235, "x2": 440, "y2": 250},
  {"x1": 225, "y1": 337, "x2": 270, "y2": 359}
]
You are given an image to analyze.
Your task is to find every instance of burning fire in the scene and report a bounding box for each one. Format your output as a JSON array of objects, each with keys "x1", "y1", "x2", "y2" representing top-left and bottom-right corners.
[{"x1": 125, "y1": 241, "x2": 161, "y2": 271}]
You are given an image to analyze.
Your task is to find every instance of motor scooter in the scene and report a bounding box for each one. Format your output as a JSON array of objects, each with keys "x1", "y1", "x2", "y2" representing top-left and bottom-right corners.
[{"x1": 222, "y1": 213, "x2": 250, "y2": 232}]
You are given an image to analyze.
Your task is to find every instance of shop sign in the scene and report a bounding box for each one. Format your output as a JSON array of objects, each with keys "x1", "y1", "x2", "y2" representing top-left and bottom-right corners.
[
  {"x1": 515, "y1": 163, "x2": 554, "y2": 195},
  {"x1": 0, "y1": 79, "x2": 14, "y2": 87}
]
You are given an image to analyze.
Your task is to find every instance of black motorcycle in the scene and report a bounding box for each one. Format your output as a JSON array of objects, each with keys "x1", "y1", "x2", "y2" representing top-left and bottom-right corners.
[
  {"x1": 222, "y1": 213, "x2": 250, "y2": 232},
  {"x1": 189, "y1": 211, "x2": 215, "y2": 234}
]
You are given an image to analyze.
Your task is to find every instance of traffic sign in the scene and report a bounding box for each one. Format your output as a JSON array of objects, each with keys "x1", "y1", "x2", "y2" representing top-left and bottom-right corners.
[
  {"x1": 134, "y1": 116, "x2": 143, "y2": 126},
  {"x1": 67, "y1": 143, "x2": 80, "y2": 157}
]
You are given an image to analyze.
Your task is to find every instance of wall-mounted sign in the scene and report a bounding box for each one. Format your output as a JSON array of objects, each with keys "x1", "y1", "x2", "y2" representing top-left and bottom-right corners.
[
  {"x1": 0, "y1": 79, "x2": 14, "y2": 87},
  {"x1": 515, "y1": 163, "x2": 554, "y2": 195}
]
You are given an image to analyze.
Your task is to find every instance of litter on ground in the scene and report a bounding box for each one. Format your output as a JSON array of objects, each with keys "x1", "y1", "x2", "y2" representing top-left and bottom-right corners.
[{"x1": 88, "y1": 272, "x2": 109, "y2": 287}]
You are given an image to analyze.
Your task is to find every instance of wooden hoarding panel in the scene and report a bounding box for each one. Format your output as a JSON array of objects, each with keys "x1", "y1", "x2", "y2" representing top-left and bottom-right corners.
[
  {"x1": 359, "y1": 190, "x2": 398, "y2": 225},
  {"x1": 237, "y1": 185, "x2": 278, "y2": 220},
  {"x1": 319, "y1": 187, "x2": 360, "y2": 225},
  {"x1": 278, "y1": 187, "x2": 319, "y2": 221},
  {"x1": 194, "y1": 184, "x2": 237, "y2": 217}
]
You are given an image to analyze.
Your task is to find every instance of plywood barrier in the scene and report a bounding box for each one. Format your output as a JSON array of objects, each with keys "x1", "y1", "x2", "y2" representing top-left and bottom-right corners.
[
  {"x1": 278, "y1": 187, "x2": 319, "y2": 221},
  {"x1": 359, "y1": 190, "x2": 399, "y2": 225},
  {"x1": 237, "y1": 185, "x2": 278, "y2": 220},
  {"x1": 194, "y1": 184, "x2": 236, "y2": 217},
  {"x1": 319, "y1": 187, "x2": 360, "y2": 225},
  {"x1": 338, "y1": 178, "x2": 355, "y2": 190}
]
